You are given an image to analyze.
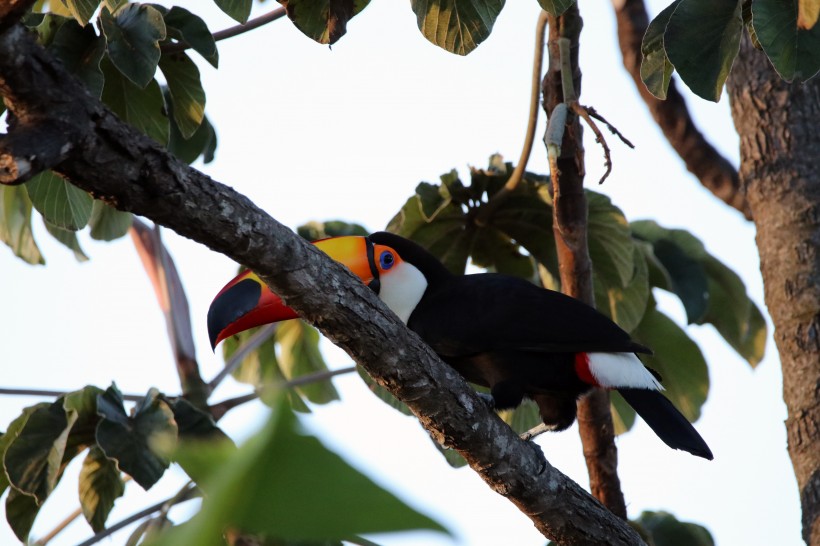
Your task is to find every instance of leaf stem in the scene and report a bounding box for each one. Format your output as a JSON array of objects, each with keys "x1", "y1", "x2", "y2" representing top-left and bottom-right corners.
[
  {"x1": 160, "y1": 7, "x2": 287, "y2": 54},
  {"x1": 475, "y1": 10, "x2": 548, "y2": 226}
]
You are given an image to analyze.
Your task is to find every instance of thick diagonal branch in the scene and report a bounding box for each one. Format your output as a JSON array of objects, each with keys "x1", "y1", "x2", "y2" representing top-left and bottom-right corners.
[
  {"x1": 0, "y1": 23, "x2": 643, "y2": 545},
  {"x1": 612, "y1": 0, "x2": 750, "y2": 219}
]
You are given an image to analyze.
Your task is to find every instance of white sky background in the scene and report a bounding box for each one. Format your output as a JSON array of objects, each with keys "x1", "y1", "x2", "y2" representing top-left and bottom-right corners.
[{"x1": 0, "y1": 0, "x2": 802, "y2": 545}]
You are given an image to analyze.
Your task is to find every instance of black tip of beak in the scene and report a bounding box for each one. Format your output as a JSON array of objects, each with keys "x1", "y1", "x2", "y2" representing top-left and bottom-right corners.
[{"x1": 207, "y1": 278, "x2": 263, "y2": 351}]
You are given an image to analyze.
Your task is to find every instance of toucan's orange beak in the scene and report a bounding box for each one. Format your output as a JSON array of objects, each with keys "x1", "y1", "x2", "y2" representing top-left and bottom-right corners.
[{"x1": 207, "y1": 236, "x2": 380, "y2": 349}]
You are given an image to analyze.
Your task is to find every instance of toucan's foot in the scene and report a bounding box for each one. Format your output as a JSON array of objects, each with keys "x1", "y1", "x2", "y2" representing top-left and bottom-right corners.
[{"x1": 476, "y1": 392, "x2": 495, "y2": 410}]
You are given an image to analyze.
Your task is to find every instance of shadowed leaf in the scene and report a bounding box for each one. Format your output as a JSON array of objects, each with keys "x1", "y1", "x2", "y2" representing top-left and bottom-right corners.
[
  {"x1": 279, "y1": 0, "x2": 370, "y2": 44},
  {"x1": 80, "y1": 446, "x2": 125, "y2": 532},
  {"x1": 214, "y1": 0, "x2": 252, "y2": 24},
  {"x1": 753, "y1": 0, "x2": 820, "y2": 82},
  {"x1": 640, "y1": 0, "x2": 682, "y2": 99},
  {"x1": 101, "y1": 57, "x2": 169, "y2": 145},
  {"x1": 100, "y1": 4, "x2": 166, "y2": 87},
  {"x1": 159, "y1": 52, "x2": 206, "y2": 139}
]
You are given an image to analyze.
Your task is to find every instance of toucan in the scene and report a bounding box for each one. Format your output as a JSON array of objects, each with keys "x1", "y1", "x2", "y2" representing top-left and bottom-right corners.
[{"x1": 208, "y1": 231, "x2": 713, "y2": 460}]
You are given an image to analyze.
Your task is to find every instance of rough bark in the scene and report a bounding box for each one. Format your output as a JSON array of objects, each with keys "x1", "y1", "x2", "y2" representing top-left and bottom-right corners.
[
  {"x1": 612, "y1": 0, "x2": 751, "y2": 219},
  {"x1": 542, "y1": 7, "x2": 627, "y2": 519},
  {"x1": 727, "y1": 37, "x2": 820, "y2": 545},
  {"x1": 0, "y1": 22, "x2": 645, "y2": 546}
]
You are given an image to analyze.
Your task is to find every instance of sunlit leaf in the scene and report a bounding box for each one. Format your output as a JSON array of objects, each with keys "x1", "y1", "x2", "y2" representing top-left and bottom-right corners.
[
  {"x1": 0, "y1": 185, "x2": 45, "y2": 265},
  {"x1": 753, "y1": 0, "x2": 820, "y2": 82},
  {"x1": 799, "y1": 0, "x2": 820, "y2": 29},
  {"x1": 278, "y1": 0, "x2": 371, "y2": 45},
  {"x1": 100, "y1": 4, "x2": 166, "y2": 87},
  {"x1": 101, "y1": 57, "x2": 170, "y2": 145},
  {"x1": 64, "y1": 0, "x2": 101, "y2": 26},
  {"x1": 635, "y1": 510, "x2": 715, "y2": 546},
  {"x1": 79, "y1": 446, "x2": 125, "y2": 532},
  {"x1": 26, "y1": 170, "x2": 93, "y2": 231},
  {"x1": 665, "y1": 0, "x2": 743, "y2": 101},
  {"x1": 159, "y1": 52, "x2": 206, "y2": 139},
  {"x1": 410, "y1": 0, "x2": 504, "y2": 55},
  {"x1": 153, "y1": 398, "x2": 448, "y2": 544},
  {"x1": 96, "y1": 386, "x2": 177, "y2": 490},
  {"x1": 297, "y1": 220, "x2": 368, "y2": 242},
  {"x1": 640, "y1": 0, "x2": 682, "y2": 99}
]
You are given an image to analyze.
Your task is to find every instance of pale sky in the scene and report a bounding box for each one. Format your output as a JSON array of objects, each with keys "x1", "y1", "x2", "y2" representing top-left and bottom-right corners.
[{"x1": 0, "y1": 1, "x2": 800, "y2": 545}]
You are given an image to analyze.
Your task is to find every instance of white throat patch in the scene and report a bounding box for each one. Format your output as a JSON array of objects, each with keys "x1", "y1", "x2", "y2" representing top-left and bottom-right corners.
[{"x1": 378, "y1": 262, "x2": 428, "y2": 324}]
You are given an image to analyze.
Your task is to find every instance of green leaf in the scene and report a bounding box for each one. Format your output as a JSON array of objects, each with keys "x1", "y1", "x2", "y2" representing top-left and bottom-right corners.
[
  {"x1": 0, "y1": 185, "x2": 45, "y2": 265},
  {"x1": 593, "y1": 245, "x2": 649, "y2": 333},
  {"x1": 64, "y1": 0, "x2": 102, "y2": 26},
  {"x1": 214, "y1": 0, "x2": 252, "y2": 23},
  {"x1": 96, "y1": 386, "x2": 177, "y2": 490},
  {"x1": 588, "y1": 191, "x2": 636, "y2": 288},
  {"x1": 536, "y1": 0, "x2": 574, "y2": 16},
  {"x1": 0, "y1": 403, "x2": 51, "y2": 498},
  {"x1": 356, "y1": 366, "x2": 413, "y2": 416},
  {"x1": 44, "y1": 221, "x2": 90, "y2": 262},
  {"x1": 4, "y1": 400, "x2": 74, "y2": 503},
  {"x1": 170, "y1": 398, "x2": 232, "y2": 443},
  {"x1": 633, "y1": 304, "x2": 710, "y2": 423},
  {"x1": 631, "y1": 220, "x2": 709, "y2": 323},
  {"x1": 101, "y1": 56, "x2": 170, "y2": 145},
  {"x1": 100, "y1": 4, "x2": 166, "y2": 87},
  {"x1": 297, "y1": 220, "x2": 369, "y2": 242},
  {"x1": 635, "y1": 510, "x2": 715, "y2": 546},
  {"x1": 159, "y1": 5, "x2": 219, "y2": 67},
  {"x1": 410, "y1": 0, "x2": 504, "y2": 55},
  {"x1": 470, "y1": 227, "x2": 535, "y2": 279},
  {"x1": 49, "y1": 20, "x2": 106, "y2": 97},
  {"x1": 88, "y1": 199, "x2": 133, "y2": 241},
  {"x1": 79, "y1": 446, "x2": 126, "y2": 533},
  {"x1": 26, "y1": 170, "x2": 94, "y2": 231},
  {"x1": 34, "y1": 13, "x2": 71, "y2": 46},
  {"x1": 168, "y1": 109, "x2": 218, "y2": 164},
  {"x1": 159, "y1": 52, "x2": 206, "y2": 138},
  {"x1": 6, "y1": 488, "x2": 39, "y2": 543},
  {"x1": 278, "y1": 0, "x2": 371, "y2": 45},
  {"x1": 154, "y1": 398, "x2": 448, "y2": 545},
  {"x1": 640, "y1": 0, "x2": 682, "y2": 99},
  {"x1": 63, "y1": 386, "x2": 105, "y2": 459},
  {"x1": 610, "y1": 391, "x2": 637, "y2": 434},
  {"x1": 502, "y1": 399, "x2": 541, "y2": 434},
  {"x1": 665, "y1": 0, "x2": 743, "y2": 101},
  {"x1": 276, "y1": 321, "x2": 341, "y2": 405},
  {"x1": 752, "y1": 0, "x2": 820, "y2": 82}
]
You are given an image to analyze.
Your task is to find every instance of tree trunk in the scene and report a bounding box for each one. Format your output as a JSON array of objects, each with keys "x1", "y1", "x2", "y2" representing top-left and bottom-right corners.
[{"x1": 727, "y1": 37, "x2": 820, "y2": 546}]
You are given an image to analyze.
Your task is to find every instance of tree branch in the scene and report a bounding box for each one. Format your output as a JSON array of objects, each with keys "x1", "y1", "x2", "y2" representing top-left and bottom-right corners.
[
  {"x1": 542, "y1": 7, "x2": 628, "y2": 519},
  {"x1": 611, "y1": 0, "x2": 751, "y2": 219},
  {"x1": 160, "y1": 7, "x2": 287, "y2": 54},
  {"x1": 0, "y1": 23, "x2": 643, "y2": 545}
]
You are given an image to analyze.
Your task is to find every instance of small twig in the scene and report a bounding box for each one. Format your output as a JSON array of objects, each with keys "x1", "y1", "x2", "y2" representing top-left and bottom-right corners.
[
  {"x1": 475, "y1": 10, "x2": 548, "y2": 226},
  {"x1": 208, "y1": 323, "x2": 278, "y2": 392},
  {"x1": 76, "y1": 483, "x2": 198, "y2": 546},
  {"x1": 210, "y1": 365, "x2": 358, "y2": 420},
  {"x1": 520, "y1": 423, "x2": 550, "y2": 441},
  {"x1": 160, "y1": 7, "x2": 287, "y2": 54},
  {"x1": 571, "y1": 103, "x2": 613, "y2": 184},
  {"x1": 0, "y1": 387, "x2": 143, "y2": 402},
  {"x1": 585, "y1": 106, "x2": 634, "y2": 148}
]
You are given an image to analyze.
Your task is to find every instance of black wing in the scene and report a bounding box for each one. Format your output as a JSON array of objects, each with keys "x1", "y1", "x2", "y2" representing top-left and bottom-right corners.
[{"x1": 408, "y1": 273, "x2": 650, "y2": 357}]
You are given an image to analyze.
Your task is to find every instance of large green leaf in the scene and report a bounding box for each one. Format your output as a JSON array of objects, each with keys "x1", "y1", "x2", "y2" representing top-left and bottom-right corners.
[
  {"x1": 276, "y1": 321, "x2": 341, "y2": 405},
  {"x1": 593, "y1": 245, "x2": 649, "y2": 333},
  {"x1": 158, "y1": 5, "x2": 219, "y2": 67},
  {"x1": 752, "y1": 0, "x2": 820, "y2": 82},
  {"x1": 633, "y1": 304, "x2": 710, "y2": 424},
  {"x1": 588, "y1": 192, "x2": 637, "y2": 287},
  {"x1": 96, "y1": 386, "x2": 177, "y2": 490},
  {"x1": 489, "y1": 189, "x2": 558, "y2": 278},
  {"x1": 101, "y1": 57, "x2": 170, "y2": 145},
  {"x1": 470, "y1": 227, "x2": 535, "y2": 280},
  {"x1": 79, "y1": 446, "x2": 125, "y2": 533},
  {"x1": 49, "y1": 20, "x2": 106, "y2": 97},
  {"x1": 153, "y1": 398, "x2": 448, "y2": 544},
  {"x1": 64, "y1": 0, "x2": 101, "y2": 25},
  {"x1": 410, "y1": 0, "x2": 505, "y2": 55},
  {"x1": 536, "y1": 0, "x2": 574, "y2": 16},
  {"x1": 4, "y1": 401, "x2": 74, "y2": 503},
  {"x1": 297, "y1": 219, "x2": 369, "y2": 241},
  {"x1": 635, "y1": 510, "x2": 715, "y2": 546},
  {"x1": 168, "y1": 108, "x2": 218, "y2": 165},
  {"x1": 0, "y1": 404, "x2": 50, "y2": 498},
  {"x1": 35, "y1": 13, "x2": 72, "y2": 46},
  {"x1": 26, "y1": 170, "x2": 94, "y2": 231},
  {"x1": 159, "y1": 52, "x2": 206, "y2": 139},
  {"x1": 63, "y1": 386, "x2": 106, "y2": 459},
  {"x1": 100, "y1": 4, "x2": 166, "y2": 87},
  {"x1": 0, "y1": 185, "x2": 44, "y2": 265},
  {"x1": 5, "y1": 489, "x2": 39, "y2": 543},
  {"x1": 214, "y1": 0, "x2": 252, "y2": 23},
  {"x1": 88, "y1": 199, "x2": 133, "y2": 241},
  {"x1": 278, "y1": 0, "x2": 371, "y2": 45},
  {"x1": 44, "y1": 221, "x2": 90, "y2": 262},
  {"x1": 640, "y1": 0, "x2": 682, "y2": 99},
  {"x1": 665, "y1": 0, "x2": 744, "y2": 101}
]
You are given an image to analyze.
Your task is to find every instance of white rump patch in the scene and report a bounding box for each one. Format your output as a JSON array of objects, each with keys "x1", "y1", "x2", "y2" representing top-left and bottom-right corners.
[
  {"x1": 587, "y1": 352, "x2": 664, "y2": 391},
  {"x1": 379, "y1": 262, "x2": 428, "y2": 324}
]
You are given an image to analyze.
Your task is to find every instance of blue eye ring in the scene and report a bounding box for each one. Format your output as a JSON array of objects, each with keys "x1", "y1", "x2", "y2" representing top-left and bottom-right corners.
[{"x1": 379, "y1": 251, "x2": 395, "y2": 270}]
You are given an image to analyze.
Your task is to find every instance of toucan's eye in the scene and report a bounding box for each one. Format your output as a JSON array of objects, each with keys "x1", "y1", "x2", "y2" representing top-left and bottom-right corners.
[{"x1": 379, "y1": 251, "x2": 395, "y2": 270}]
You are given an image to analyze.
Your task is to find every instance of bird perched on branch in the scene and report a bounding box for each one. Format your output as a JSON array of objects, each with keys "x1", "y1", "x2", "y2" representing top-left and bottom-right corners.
[{"x1": 208, "y1": 231, "x2": 712, "y2": 460}]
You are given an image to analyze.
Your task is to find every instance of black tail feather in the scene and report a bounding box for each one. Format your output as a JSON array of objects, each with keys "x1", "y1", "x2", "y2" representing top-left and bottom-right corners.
[{"x1": 618, "y1": 388, "x2": 713, "y2": 460}]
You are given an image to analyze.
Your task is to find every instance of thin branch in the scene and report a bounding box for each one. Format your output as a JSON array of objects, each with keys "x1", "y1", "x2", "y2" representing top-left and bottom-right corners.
[
  {"x1": 208, "y1": 323, "x2": 277, "y2": 392},
  {"x1": 475, "y1": 10, "x2": 548, "y2": 226},
  {"x1": 160, "y1": 8, "x2": 287, "y2": 54},
  {"x1": 32, "y1": 507, "x2": 81, "y2": 545},
  {"x1": 520, "y1": 423, "x2": 550, "y2": 441},
  {"x1": 0, "y1": 387, "x2": 144, "y2": 402},
  {"x1": 571, "y1": 102, "x2": 612, "y2": 184},
  {"x1": 585, "y1": 106, "x2": 634, "y2": 149},
  {"x1": 76, "y1": 484, "x2": 198, "y2": 546}
]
